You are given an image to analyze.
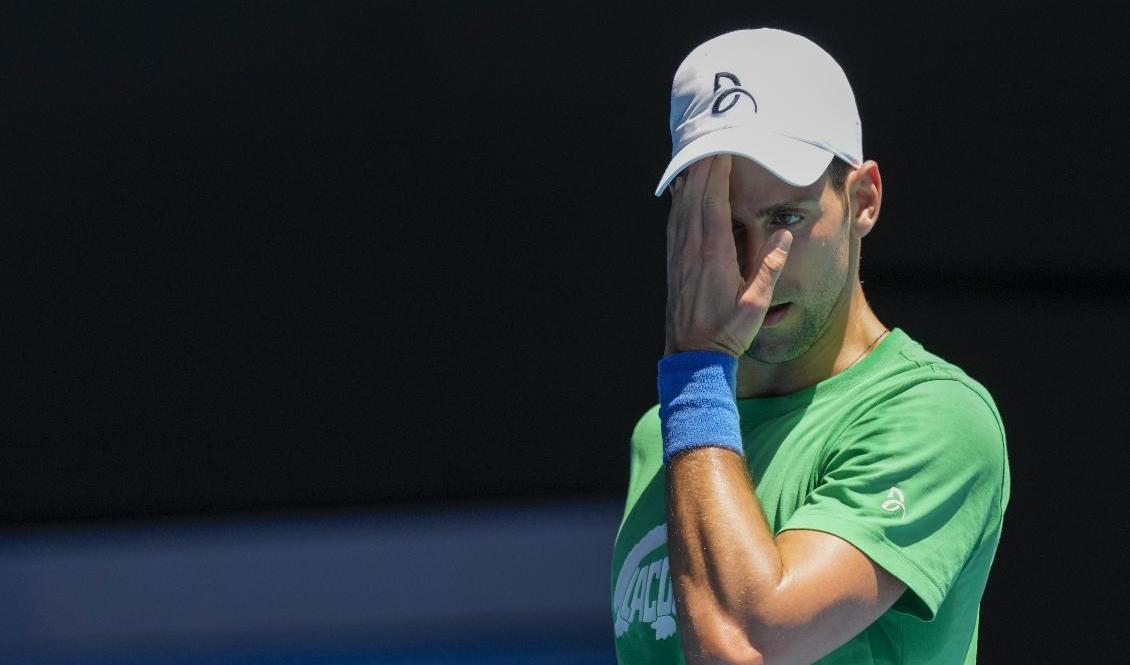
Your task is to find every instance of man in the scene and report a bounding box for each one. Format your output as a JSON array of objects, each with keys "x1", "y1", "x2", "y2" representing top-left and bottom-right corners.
[{"x1": 611, "y1": 29, "x2": 1010, "y2": 664}]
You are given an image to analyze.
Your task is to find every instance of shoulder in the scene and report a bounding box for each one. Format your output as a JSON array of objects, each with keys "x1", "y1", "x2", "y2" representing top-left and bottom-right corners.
[
  {"x1": 852, "y1": 330, "x2": 1006, "y2": 445},
  {"x1": 857, "y1": 376, "x2": 1003, "y2": 439},
  {"x1": 827, "y1": 330, "x2": 1009, "y2": 485},
  {"x1": 628, "y1": 404, "x2": 663, "y2": 472},
  {"x1": 888, "y1": 332, "x2": 1003, "y2": 439},
  {"x1": 833, "y1": 370, "x2": 1010, "y2": 516},
  {"x1": 630, "y1": 403, "x2": 662, "y2": 440}
]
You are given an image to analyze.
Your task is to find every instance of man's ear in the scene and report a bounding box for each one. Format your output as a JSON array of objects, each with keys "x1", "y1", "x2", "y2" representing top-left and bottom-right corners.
[{"x1": 848, "y1": 161, "x2": 882, "y2": 238}]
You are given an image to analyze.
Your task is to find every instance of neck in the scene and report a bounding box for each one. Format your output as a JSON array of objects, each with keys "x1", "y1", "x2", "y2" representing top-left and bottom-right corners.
[{"x1": 736, "y1": 279, "x2": 887, "y2": 398}]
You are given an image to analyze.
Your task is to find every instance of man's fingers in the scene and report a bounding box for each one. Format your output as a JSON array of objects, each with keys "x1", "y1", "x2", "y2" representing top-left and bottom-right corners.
[
  {"x1": 675, "y1": 158, "x2": 710, "y2": 259},
  {"x1": 742, "y1": 229, "x2": 793, "y2": 310},
  {"x1": 701, "y1": 155, "x2": 734, "y2": 258},
  {"x1": 666, "y1": 175, "x2": 682, "y2": 265}
]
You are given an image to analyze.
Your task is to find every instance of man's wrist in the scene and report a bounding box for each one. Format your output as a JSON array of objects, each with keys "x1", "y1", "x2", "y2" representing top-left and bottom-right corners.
[{"x1": 657, "y1": 351, "x2": 743, "y2": 464}]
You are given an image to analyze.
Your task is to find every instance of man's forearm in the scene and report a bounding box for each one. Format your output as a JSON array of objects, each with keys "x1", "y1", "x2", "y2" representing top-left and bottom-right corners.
[{"x1": 666, "y1": 446, "x2": 784, "y2": 664}]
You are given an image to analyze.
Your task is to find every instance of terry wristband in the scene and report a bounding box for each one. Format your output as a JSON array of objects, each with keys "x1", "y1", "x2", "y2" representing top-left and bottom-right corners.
[{"x1": 657, "y1": 351, "x2": 742, "y2": 464}]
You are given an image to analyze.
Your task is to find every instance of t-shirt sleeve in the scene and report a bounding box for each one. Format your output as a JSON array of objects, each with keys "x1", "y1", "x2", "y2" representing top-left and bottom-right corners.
[{"x1": 778, "y1": 378, "x2": 1008, "y2": 621}]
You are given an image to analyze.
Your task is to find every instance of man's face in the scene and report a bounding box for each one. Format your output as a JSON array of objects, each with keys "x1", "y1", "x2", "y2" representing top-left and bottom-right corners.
[{"x1": 728, "y1": 156, "x2": 854, "y2": 364}]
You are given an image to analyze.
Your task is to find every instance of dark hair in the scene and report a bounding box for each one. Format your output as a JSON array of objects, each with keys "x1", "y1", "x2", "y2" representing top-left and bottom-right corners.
[{"x1": 826, "y1": 157, "x2": 853, "y2": 195}]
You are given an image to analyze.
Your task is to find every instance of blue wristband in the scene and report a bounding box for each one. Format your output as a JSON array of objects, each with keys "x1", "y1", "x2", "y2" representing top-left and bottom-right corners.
[{"x1": 657, "y1": 351, "x2": 742, "y2": 464}]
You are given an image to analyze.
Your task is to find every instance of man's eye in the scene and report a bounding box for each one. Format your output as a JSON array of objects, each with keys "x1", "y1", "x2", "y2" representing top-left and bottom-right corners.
[{"x1": 773, "y1": 212, "x2": 804, "y2": 227}]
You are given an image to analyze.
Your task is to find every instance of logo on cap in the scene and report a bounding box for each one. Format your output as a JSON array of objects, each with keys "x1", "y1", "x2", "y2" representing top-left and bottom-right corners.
[{"x1": 712, "y1": 72, "x2": 757, "y2": 115}]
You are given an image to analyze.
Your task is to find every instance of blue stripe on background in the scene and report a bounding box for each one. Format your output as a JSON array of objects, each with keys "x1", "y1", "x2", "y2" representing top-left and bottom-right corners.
[
  {"x1": 3, "y1": 638, "x2": 615, "y2": 665},
  {"x1": 0, "y1": 500, "x2": 622, "y2": 665}
]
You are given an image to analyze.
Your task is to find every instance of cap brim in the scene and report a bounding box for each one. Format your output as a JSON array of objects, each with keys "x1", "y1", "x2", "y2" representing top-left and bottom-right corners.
[{"x1": 654, "y1": 128, "x2": 835, "y2": 197}]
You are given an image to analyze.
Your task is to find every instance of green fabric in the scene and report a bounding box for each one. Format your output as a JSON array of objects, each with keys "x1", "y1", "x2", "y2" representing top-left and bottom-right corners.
[{"x1": 611, "y1": 328, "x2": 1010, "y2": 664}]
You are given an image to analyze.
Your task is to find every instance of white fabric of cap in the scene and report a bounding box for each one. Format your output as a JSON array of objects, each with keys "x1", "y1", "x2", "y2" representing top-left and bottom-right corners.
[{"x1": 655, "y1": 28, "x2": 863, "y2": 197}]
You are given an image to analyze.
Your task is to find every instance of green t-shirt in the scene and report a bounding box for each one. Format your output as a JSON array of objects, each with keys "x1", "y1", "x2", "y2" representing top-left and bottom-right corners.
[{"x1": 611, "y1": 328, "x2": 1011, "y2": 664}]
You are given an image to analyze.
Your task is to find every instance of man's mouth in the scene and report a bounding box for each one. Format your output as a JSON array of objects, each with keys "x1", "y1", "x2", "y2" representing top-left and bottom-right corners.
[{"x1": 763, "y1": 302, "x2": 792, "y2": 328}]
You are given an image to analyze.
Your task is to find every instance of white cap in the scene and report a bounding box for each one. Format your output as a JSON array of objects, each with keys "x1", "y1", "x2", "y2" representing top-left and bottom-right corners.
[{"x1": 655, "y1": 28, "x2": 863, "y2": 197}]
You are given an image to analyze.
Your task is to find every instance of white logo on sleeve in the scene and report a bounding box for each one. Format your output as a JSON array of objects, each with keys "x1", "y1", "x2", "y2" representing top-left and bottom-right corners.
[
  {"x1": 881, "y1": 487, "x2": 906, "y2": 519},
  {"x1": 612, "y1": 524, "x2": 678, "y2": 640}
]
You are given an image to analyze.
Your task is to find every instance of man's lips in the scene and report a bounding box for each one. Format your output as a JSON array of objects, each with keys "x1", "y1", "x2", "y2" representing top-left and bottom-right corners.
[{"x1": 763, "y1": 302, "x2": 792, "y2": 327}]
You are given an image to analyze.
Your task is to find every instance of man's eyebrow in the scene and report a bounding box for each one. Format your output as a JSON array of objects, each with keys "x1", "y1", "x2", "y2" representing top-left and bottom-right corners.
[{"x1": 753, "y1": 198, "x2": 821, "y2": 218}]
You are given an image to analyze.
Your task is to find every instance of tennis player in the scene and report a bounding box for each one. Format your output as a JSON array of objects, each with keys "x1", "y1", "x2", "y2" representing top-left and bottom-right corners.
[{"x1": 611, "y1": 29, "x2": 1010, "y2": 663}]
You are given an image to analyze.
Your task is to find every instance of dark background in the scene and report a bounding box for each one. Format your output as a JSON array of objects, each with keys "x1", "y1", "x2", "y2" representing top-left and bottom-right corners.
[{"x1": 4, "y1": 2, "x2": 1128, "y2": 661}]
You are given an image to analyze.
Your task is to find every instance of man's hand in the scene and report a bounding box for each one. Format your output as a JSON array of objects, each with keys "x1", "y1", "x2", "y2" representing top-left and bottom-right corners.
[{"x1": 665, "y1": 154, "x2": 792, "y2": 357}]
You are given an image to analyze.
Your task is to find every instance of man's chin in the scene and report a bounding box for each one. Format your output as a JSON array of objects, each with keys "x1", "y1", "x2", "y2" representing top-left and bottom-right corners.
[
  {"x1": 744, "y1": 336, "x2": 803, "y2": 364},
  {"x1": 744, "y1": 322, "x2": 814, "y2": 365}
]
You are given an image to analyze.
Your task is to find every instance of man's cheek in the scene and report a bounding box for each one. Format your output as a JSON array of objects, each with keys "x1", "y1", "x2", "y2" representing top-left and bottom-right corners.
[{"x1": 771, "y1": 279, "x2": 797, "y2": 304}]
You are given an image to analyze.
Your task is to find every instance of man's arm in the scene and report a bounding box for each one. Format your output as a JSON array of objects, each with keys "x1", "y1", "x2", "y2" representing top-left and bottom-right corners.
[
  {"x1": 667, "y1": 447, "x2": 906, "y2": 664},
  {"x1": 661, "y1": 155, "x2": 905, "y2": 663}
]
